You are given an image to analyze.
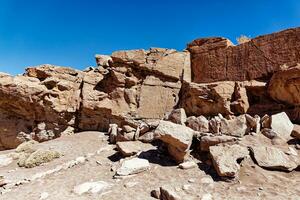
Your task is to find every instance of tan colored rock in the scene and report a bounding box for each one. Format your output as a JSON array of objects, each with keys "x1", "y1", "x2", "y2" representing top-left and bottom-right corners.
[
  {"x1": 167, "y1": 108, "x2": 187, "y2": 125},
  {"x1": 250, "y1": 146, "x2": 299, "y2": 171},
  {"x1": 179, "y1": 81, "x2": 235, "y2": 116},
  {"x1": 270, "y1": 112, "x2": 294, "y2": 140},
  {"x1": 188, "y1": 28, "x2": 300, "y2": 83},
  {"x1": 209, "y1": 144, "x2": 249, "y2": 177},
  {"x1": 79, "y1": 48, "x2": 188, "y2": 131},
  {"x1": 155, "y1": 120, "x2": 194, "y2": 163},
  {"x1": 220, "y1": 115, "x2": 248, "y2": 137},
  {"x1": 186, "y1": 116, "x2": 209, "y2": 132},
  {"x1": 0, "y1": 65, "x2": 83, "y2": 149},
  {"x1": 95, "y1": 54, "x2": 112, "y2": 67},
  {"x1": 200, "y1": 135, "x2": 237, "y2": 151},
  {"x1": 116, "y1": 141, "x2": 155, "y2": 157},
  {"x1": 268, "y1": 65, "x2": 300, "y2": 106}
]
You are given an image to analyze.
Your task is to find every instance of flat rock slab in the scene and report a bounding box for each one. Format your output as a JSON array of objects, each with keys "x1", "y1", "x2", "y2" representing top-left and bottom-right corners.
[
  {"x1": 116, "y1": 158, "x2": 150, "y2": 176},
  {"x1": 73, "y1": 181, "x2": 111, "y2": 195},
  {"x1": 116, "y1": 141, "x2": 155, "y2": 157},
  {"x1": 209, "y1": 144, "x2": 249, "y2": 177},
  {"x1": 155, "y1": 120, "x2": 194, "y2": 163},
  {"x1": 250, "y1": 146, "x2": 299, "y2": 171}
]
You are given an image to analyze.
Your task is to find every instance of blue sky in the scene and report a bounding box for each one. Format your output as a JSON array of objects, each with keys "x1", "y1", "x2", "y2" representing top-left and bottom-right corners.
[{"x1": 0, "y1": 0, "x2": 299, "y2": 75}]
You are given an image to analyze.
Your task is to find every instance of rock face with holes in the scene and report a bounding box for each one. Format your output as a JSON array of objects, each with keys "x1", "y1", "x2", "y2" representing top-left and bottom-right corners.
[
  {"x1": 187, "y1": 27, "x2": 300, "y2": 83},
  {"x1": 0, "y1": 65, "x2": 84, "y2": 149}
]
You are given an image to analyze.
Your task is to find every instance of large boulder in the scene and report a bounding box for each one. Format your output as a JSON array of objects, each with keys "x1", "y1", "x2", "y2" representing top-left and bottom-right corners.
[
  {"x1": 154, "y1": 120, "x2": 194, "y2": 163},
  {"x1": 268, "y1": 65, "x2": 300, "y2": 106},
  {"x1": 187, "y1": 27, "x2": 300, "y2": 83}
]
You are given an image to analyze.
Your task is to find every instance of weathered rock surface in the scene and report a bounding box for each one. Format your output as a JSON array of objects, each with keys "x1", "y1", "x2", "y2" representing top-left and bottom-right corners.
[
  {"x1": 179, "y1": 81, "x2": 235, "y2": 116},
  {"x1": 166, "y1": 108, "x2": 187, "y2": 125},
  {"x1": 78, "y1": 48, "x2": 190, "y2": 131},
  {"x1": 220, "y1": 115, "x2": 248, "y2": 137},
  {"x1": 155, "y1": 120, "x2": 194, "y2": 163},
  {"x1": 270, "y1": 112, "x2": 294, "y2": 139},
  {"x1": 186, "y1": 115, "x2": 209, "y2": 132},
  {"x1": 0, "y1": 65, "x2": 83, "y2": 149},
  {"x1": 200, "y1": 135, "x2": 237, "y2": 151},
  {"x1": 250, "y1": 146, "x2": 299, "y2": 171},
  {"x1": 116, "y1": 141, "x2": 155, "y2": 157},
  {"x1": 209, "y1": 144, "x2": 249, "y2": 177},
  {"x1": 188, "y1": 27, "x2": 300, "y2": 83},
  {"x1": 268, "y1": 64, "x2": 300, "y2": 106}
]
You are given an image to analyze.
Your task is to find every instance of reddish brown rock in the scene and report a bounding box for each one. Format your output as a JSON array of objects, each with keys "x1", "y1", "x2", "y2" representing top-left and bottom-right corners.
[
  {"x1": 268, "y1": 64, "x2": 300, "y2": 106},
  {"x1": 188, "y1": 28, "x2": 300, "y2": 83}
]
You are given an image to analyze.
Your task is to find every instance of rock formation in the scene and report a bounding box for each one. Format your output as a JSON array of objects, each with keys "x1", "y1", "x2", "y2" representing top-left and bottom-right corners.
[{"x1": 0, "y1": 27, "x2": 300, "y2": 199}]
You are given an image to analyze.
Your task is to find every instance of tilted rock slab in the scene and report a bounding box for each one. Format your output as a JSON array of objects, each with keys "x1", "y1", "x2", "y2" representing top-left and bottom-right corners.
[
  {"x1": 250, "y1": 146, "x2": 299, "y2": 171},
  {"x1": 155, "y1": 120, "x2": 194, "y2": 163}
]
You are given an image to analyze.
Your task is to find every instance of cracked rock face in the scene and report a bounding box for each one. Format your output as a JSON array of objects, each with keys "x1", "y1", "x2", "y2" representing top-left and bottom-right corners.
[
  {"x1": 188, "y1": 27, "x2": 300, "y2": 83},
  {"x1": 0, "y1": 65, "x2": 84, "y2": 149}
]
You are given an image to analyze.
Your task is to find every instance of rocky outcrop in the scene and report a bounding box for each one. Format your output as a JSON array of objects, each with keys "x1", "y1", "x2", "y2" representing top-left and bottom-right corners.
[
  {"x1": 188, "y1": 27, "x2": 300, "y2": 83},
  {"x1": 78, "y1": 48, "x2": 191, "y2": 131},
  {"x1": 0, "y1": 65, "x2": 83, "y2": 149}
]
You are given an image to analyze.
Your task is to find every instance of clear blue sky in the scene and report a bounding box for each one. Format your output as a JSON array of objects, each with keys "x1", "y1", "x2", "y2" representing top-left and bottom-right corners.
[{"x1": 0, "y1": 0, "x2": 299, "y2": 75}]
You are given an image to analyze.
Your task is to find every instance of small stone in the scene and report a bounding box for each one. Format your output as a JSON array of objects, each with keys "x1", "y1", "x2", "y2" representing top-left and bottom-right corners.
[
  {"x1": 75, "y1": 156, "x2": 87, "y2": 164},
  {"x1": 167, "y1": 108, "x2": 187, "y2": 125},
  {"x1": 116, "y1": 158, "x2": 150, "y2": 176},
  {"x1": 73, "y1": 181, "x2": 111, "y2": 195},
  {"x1": 160, "y1": 185, "x2": 181, "y2": 200},
  {"x1": 186, "y1": 115, "x2": 209, "y2": 132},
  {"x1": 182, "y1": 184, "x2": 191, "y2": 191},
  {"x1": 261, "y1": 128, "x2": 278, "y2": 139},
  {"x1": 188, "y1": 179, "x2": 195, "y2": 183},
  {"x1": 178, "y1": 161, "x2": 197, "y2": 169},
  {"x1": 124, "y1": 181, "x2": 138, "y2": 188},
  {"x1": 0, "y1": 154, "x2": 13, "y2": 167}
]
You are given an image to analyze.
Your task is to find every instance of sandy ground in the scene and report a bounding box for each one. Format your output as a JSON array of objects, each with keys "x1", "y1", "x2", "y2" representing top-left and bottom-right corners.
[{"x1": 0, "y1": 131, "x2": 299, "y2": 200}]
